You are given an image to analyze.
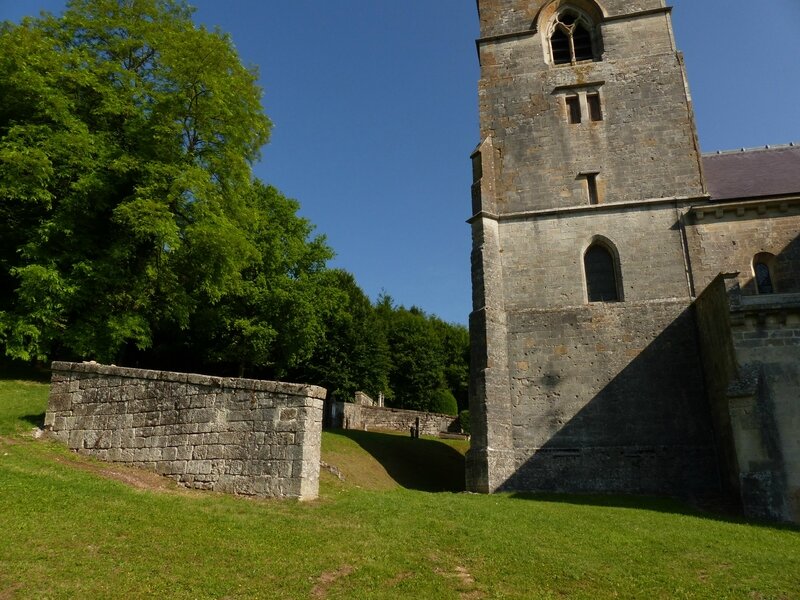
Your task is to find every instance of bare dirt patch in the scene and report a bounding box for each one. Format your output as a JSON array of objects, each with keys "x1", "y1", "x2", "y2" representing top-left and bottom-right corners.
[
  {"x1": 454, "y1": 565, "x2": 475, "y2": 586},
  {"x1": 0, "y1": 583, "x2": 22, "y2": 600},
  {"x1": 50, "y1": 452, "x2": 194, "y2": 495},
  {"x1": 386, "y1": 571, "x2": 413, "y2": 586},
  {"x1": 431, "y1": 558, "x2": 483, "y2": 600},
  {"x1": 311, "y1": 565, "x2": 355, "y2": 599},
  {"x1": 2, "y1": 433, "x2": 199, "y2": 496}
]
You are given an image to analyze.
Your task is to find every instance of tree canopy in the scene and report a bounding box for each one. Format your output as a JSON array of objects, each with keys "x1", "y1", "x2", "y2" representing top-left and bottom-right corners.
[
  {"x1": 0, "y1": 0, "x2": 469, "y2": 415},
  {"x1": 0, "y1": 0, "x2": 271, "y2": 363}
]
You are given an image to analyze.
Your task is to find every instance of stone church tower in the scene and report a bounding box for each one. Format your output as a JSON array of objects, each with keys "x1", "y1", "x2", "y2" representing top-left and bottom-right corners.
[{"x1": 467, "y1": 0, "x2": 721, "y2": 495}]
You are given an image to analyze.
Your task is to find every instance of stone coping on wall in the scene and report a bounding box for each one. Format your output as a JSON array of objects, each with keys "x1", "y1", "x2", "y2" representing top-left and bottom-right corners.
[
  {"x1": 50, "y1": 361, "x2": 327, "y2": 398},
  {"x1": 468, "y1": 195, "x2": 708, "y2": 224},
  {"x1": 738, "y1": 293, "x2": 800, "y2": 311},
  {"x1": 345, "y1": 404, "x2": 457, "y2": 420},
  {"x1": 335, "y1": 401, "x2": 460, "y2": 437}
]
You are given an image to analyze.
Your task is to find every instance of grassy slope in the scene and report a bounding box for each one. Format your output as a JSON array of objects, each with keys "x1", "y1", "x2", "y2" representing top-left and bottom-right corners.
[{"x1": 0, "y1": 377, "x2": 799, "y2": 599}]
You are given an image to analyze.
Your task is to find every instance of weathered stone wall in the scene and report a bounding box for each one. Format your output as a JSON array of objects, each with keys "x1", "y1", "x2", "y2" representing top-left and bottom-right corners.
[
  {"x1": 45, "y1": 362, "x2": 325, "y2": 500},
  {"x1": 728, "y1": 294, "x2": 800, "y2": 522},
  {"x1": 334, "y1": 402, "x2": 459, "y2": 437},
  {"x1": 478, "y1": 0, "x2": 666, "y2": 40},
  {"x1": 476, "y1": 6, "x2": 704, "y2": 213},
  {"x1": 695, "y1": 277, "x2": 800, "y2": 523},
  {"x1": 469, "y1": 1, "x2": 719, "y2": 496},
  {"x1": 503, "y1": 299, "x2": 718, "y2": 495},
  {"x1": 498, "y1": 203, "x2": 692, "y2": 309},
  {"x1": 693, "y1": 276, "x2": 742, "y2": 499},
  {"x1": 469, "y1": 0, "x2": 800, "y2": 518},
  {"x1": 353, "y1": 391, "x2": 384, "y2": 407},
  {"x1": 686, "y1": 200, "x2": 800, "y2": 296}
]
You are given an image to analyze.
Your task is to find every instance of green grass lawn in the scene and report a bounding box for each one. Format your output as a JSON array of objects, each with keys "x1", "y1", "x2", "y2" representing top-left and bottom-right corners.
[{"x1": 1, "y1": 375, "x2": 799, "y2": 599}]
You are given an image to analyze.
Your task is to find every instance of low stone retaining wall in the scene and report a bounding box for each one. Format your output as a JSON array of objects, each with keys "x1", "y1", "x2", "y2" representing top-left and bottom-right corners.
[
  {"x1": 333, "y1": 401, "x2": 459, "y2": 436},
  {"x1": 45, "y1": 362, "x2": 325, "y2": 500}
]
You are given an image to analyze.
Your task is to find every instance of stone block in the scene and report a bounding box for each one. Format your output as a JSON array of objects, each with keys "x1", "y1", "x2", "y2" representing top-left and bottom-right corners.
[{"x1": 68, "y1": 429, "x2": 83, "y2": 450}]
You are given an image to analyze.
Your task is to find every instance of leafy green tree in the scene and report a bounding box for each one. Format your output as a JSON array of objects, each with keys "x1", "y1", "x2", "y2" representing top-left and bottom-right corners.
[
  {"x1": 0, "y1": 0, "x2": 269, "y2": 362},
  {"x1": 429, "y1": 388, "x2": 458, "y2": 416},
  {"x1": 291, "y1": 270, "x2": 391, "y2": 401},
  {"x1": 380, "y1": 305, "x2": 443, "y2": 411},
  {"x1": 188, "y1": 182, "x2": 334, "y2": 377},
  {"x1": 0, "y1": 0, "x2": 471, "y2": 403},
  {"x1": 433, "y1": 317, "x2": 470, "y2": 411},
  {"x1": 374, "y1": 298, "x2": 469, "y2": 413},
  {"x1": 458, "y1": 409, "x2": 470, "y2": 435}
]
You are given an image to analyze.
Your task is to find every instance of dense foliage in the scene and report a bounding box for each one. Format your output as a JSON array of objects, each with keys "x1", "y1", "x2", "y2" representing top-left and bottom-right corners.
[
  {"x1": 0, "y1": 0, "x2": 271, "y2": 363},
  {"x1": 0, "y1": 0, "x2": 469, "y2": 413}
]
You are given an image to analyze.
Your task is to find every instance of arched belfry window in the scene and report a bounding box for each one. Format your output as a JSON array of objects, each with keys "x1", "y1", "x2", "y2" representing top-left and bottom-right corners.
[
  {"x1": 753, "y1": 253, "x2": 777, "y2": 294},
  {"x1": 550, "y1": 8, "x2": 597, "y2": 65},
  {"x1": 584, "y1": 241, "x2": 622, "y2": 302}
]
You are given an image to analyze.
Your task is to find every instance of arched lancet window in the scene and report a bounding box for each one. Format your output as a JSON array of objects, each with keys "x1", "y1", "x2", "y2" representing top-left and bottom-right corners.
[
  {"x1": 584, "y1": 242, "x2": 622, "y2": 302},
  {"x1": 550, "y1": 8, "x2": 596, "y2": 65},
  {"x1": 753, "y1": 253, "x2": 777, "y2": 294}
]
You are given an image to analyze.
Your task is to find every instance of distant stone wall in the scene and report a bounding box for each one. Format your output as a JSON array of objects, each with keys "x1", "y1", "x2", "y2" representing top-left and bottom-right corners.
[
  {"x1": 353, "y1": 391, "x2": 383, "y2": 407},
  {"x1": 45, "y1": 362, "x2": 325, "y2": 500},
  {"x1": 333, "y1": 402, "x2": 459, "y2": 436}
]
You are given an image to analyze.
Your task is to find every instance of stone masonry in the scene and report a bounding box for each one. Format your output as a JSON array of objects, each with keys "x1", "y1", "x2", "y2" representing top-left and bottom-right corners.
[
  {"x1": 333, "y1": 401, "x2": 459, "y2": 437},
  {"x1": 468, "y1": 0, "x2": 800, "y2": 522},
  {"x1": 686, "y1": 198, "x2": 800, "y2": 297},
  {"x1": 468, "y1": 0, "x2": 719, "y2": 496},
  {"x1": 45, "y1": 362, "x2": 325, "y2": 500},
  {"x1": 696, "y1": 277, "x2": 800, "y2": 522}
]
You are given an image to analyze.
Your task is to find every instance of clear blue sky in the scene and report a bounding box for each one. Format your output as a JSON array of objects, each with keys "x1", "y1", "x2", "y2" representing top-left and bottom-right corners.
[{"x1": 2, "y1": 1, "x2": 798, "y2": 325}]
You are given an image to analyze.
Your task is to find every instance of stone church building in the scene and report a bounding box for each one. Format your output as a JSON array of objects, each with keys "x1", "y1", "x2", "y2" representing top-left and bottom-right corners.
[{"x1": 466, "y1": 0, "x2": 800, "y2": 522}]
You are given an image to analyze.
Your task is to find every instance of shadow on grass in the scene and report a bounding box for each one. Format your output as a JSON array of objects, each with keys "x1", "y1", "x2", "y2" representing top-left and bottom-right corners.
[
  {"x1": 333, "y1": 429, "x2": 466, "y2": 493},
  {"x1": 507, "y1": 492, "x2": 800, "y2": 531},
  {"x1": 20, "y1": 412, "x2": 46, "y2": 428}
]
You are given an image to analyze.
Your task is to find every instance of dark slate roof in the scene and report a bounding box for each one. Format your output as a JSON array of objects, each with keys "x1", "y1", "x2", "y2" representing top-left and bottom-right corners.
[{"x1": 702, "y1": 144, "x2": 800, "y2": 202}]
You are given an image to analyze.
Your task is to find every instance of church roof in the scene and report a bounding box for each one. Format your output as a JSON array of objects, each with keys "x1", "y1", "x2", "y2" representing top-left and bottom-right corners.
[{"x1": 702, "y1": 144, "x2": 800, "y2": 202}]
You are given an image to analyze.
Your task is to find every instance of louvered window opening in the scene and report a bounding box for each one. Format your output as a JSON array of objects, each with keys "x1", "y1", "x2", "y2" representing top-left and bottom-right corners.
[{"x1": 551, "y1": 10, "x2": 595, "y2": 65}]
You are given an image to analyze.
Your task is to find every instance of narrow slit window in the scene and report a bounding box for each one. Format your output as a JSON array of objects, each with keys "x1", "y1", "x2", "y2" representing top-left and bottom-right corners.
[
  {"x1": 472, "y1": 152, "x2": 483, "y2": 183},
  {"x1": 588, "y1": 92, "x2": 603, "y2": 122},
  {"x1": 566, "y1": 95, "x2": 581, "y2": 124},
  {"x1": 586, "y1": 173, "x2": 599, "y2": 205}
]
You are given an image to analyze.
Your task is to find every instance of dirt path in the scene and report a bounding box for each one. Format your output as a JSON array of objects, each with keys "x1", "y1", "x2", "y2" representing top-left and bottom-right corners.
[
  {"x1": 1, "y1": 433, "x2": 197, "y2": 496},
  {"x1": 311, "y1": 565, "x2": 354, "y2": 599}
]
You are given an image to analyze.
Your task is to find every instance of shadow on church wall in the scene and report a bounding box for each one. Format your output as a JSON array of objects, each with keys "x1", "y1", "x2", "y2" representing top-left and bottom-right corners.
[
  {"x1": 496, "y1": 231, "x2": 800, "y2": 522},
  {"x1": 500, "y1": 300, "x2": 722, "y2": 499}
]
